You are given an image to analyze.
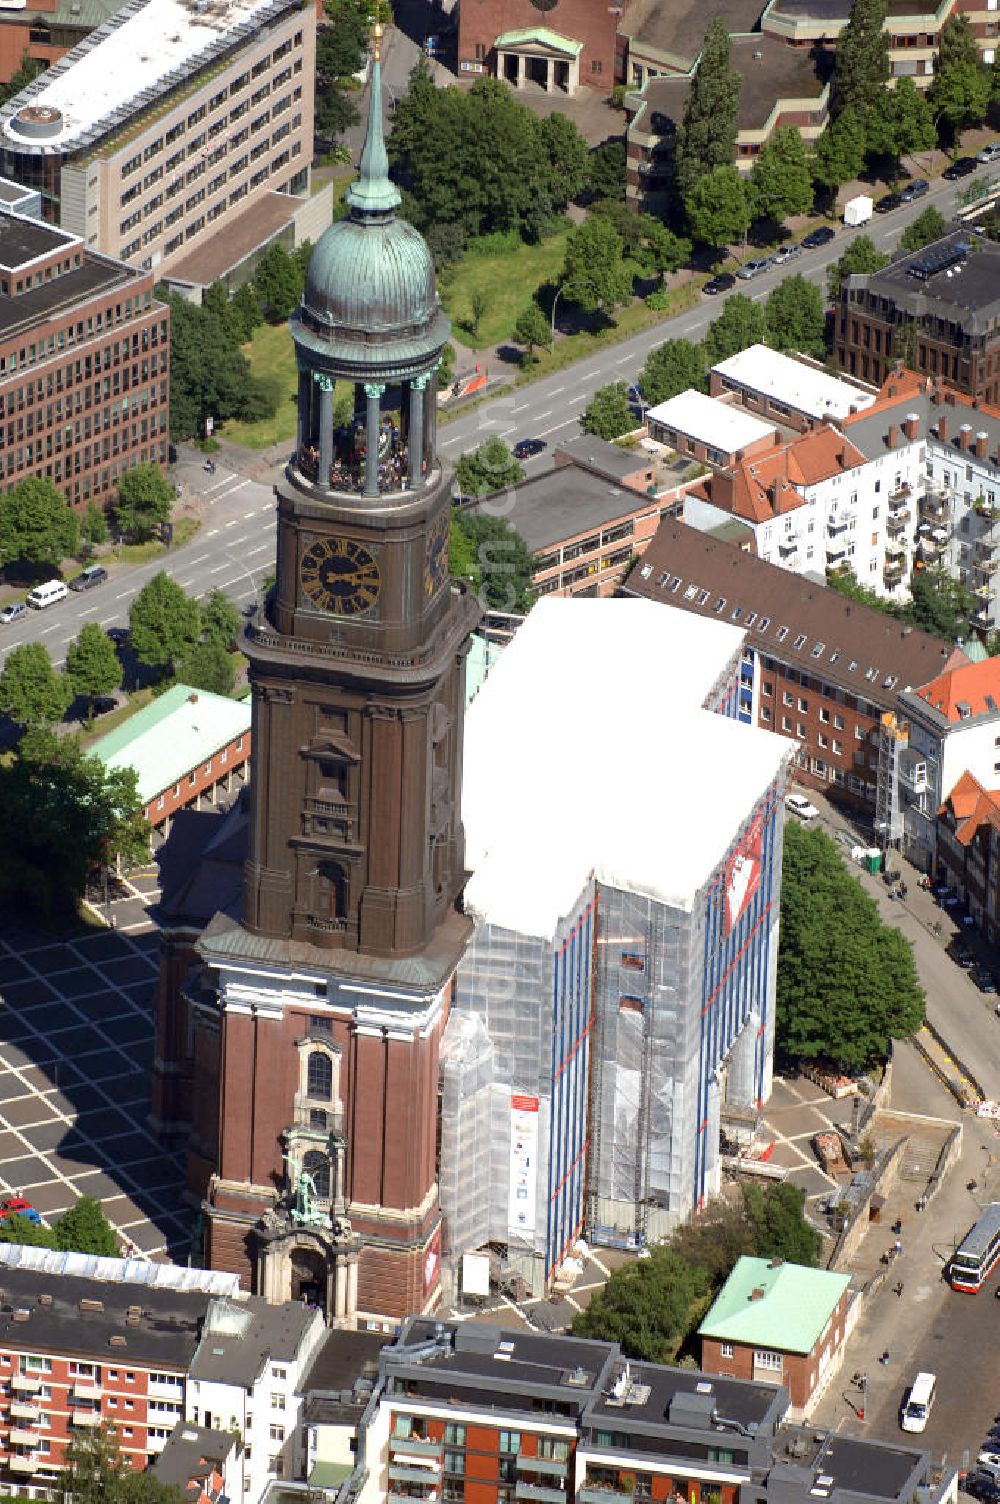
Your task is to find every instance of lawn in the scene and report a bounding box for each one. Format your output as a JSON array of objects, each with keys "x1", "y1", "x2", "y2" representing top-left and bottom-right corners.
[
  {"x1": 438, "y1": 223, "x2": 573, "y2": 350},
  {"x1": 223, "y1": 322, "x2": 300, "y2": 450}
]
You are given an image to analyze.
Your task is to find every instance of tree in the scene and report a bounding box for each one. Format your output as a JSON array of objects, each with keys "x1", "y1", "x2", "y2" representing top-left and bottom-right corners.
[
  {"x1": 0, "y1": 475, "x2": 79, "y2": 569},
  {"x1": 827, "y1": 566, "x2": 893, "y2": 614},
  {"x1": 513, "y1": 302, "x2": 552, "y2": 362},
  {"x1": 590, "y1": 199, "x2": 690, "y2": 277},
  {"x1": 0, "y1": 732, "x2": 148, "y2": 915},
  {"x1": 903, "y1": 566, "x2": 973, "y2": 639},
  {"x1": 166, "y1": 293, "x2": 271, "y2": 441},
  {"x1": 674, "y1": 17, "x2": 742, "y2": 204},
  {"x1": 114, "y1": 463, "x2": 174, "y2": 542},
  {"x1": 586, "y1": 139, "x2": 627, "y2": 202},
  {"x1": 0, "y1": 50, "x2": 42, "y2": 107},
  {"x1": 748, "y1": 127, "x2": 814, "y2": 224},
  {"x1": 538, "y1": 112, "x2": 590, "y2": 205},
  {"x1": 571, "y1": 1247, "x2": 709, "y2": 1362},
  {"x1": 81, "y1": 501, "x2": 110, "y2": 547},
  {"x1": 53, "y1": 1196, "x2": 118, "y2": 1257},
  {"x1": 179, "y1": 639, "x2": 236, "y2": 697},
  {"x1": 640, "y1": 338, "x2": 706, "y2": 405},
  {"x1": 0, "y1": 642, "x2": 71, "y2": 728},
  {"x1": 685, "y1": 166, "x2": 750, "y2": 251},
  {"x1": 470, "y1": 288, "x2": 489, "y2": 337},
  {"x1": 581, "y1": 382, "x2": 635, "y2": 440},
  {"x1": 449, "y1": 512, "x2": 480, "y2": 589},
  {"x1": 57, "y1": 1419, "x2": 186, "y2": 1504},
  {"x1": 930, "y1": 14, "x2": 990, "y2": 133},
  {"x1": 765, "y1": 275, "x2": 827, "y2": 357},
  {"x1": 229, "y1": 281, "x2": 265, "y2": 343},
  {"x1": 899, "y1": 205, "x2": 947, "y2": 251},
  {"x1": 315, "y1": 81, "x2": 360, "y2": 138},
  {"x1": 129, "y1": 571, "x2": 202, "y2": 672},
  {"x1": 66, "y1": 624, "x2": 122, "y2": 715},
  {"x1": 452, "y1": 511, "x2": 534, "y2": 612},
  {"x1": 200, "y1": 587, "x2": 243, "y2": 650},
  {"x1": 742, "y1": 1182, "x2": 822, "y2": 1266},
  {"x1": 811, "y1": 108, "x2": 867, "y2": 195},
  {"x1": 867, "y1": 76, "x2": 935, "y2": 163},
  {"x1": 704, "y1": 293, "x2": 767, "y2": 364},
  {"x1": 777, "y1": 821, "x2": 924, "y2": 1069},
  {"x1": 253, "y1": 241, "x2": 304, "y2": 322},
  {"x1": 454, "y1": 438, "x2": 524, "y2": 498},
  {"x1": 827, "y1": 234, "x2": 890, "y2": 300},
  {"x1": 831, "y1": 0, "x2": 889, "y2": 120},
  {"x1": 561, "y1": 216, "x2": 634, "y2": 314}
]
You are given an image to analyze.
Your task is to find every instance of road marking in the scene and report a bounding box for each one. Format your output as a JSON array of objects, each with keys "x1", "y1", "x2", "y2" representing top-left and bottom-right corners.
[
  {"x1": 176, "y1": 578, "x2": 195, "y2": 588},
  {"x1": 535, "y1": 410, "x2": 552, "y2": 420},
  {"x1": 188, "y1": 553, "x2": 211, "y2": 565},
  {"x1": 536, "y1": 418, "x2": 579, "y2": 437},
  {"x1": 548, "y1": 385, "x2": 565, "y2": 395},
  {"x1": 206, "y1": 528, "x2": 220, "y2": 536},
  {"x1": 615, "y1": 355, "x2": 633, "y2": 366},
  {"x1": 246, "y1": 543, "x2": 272, "y2": 556},
  {"x1": 243, "y1": 510, "x2": 257, "y2": 519},
  {"x1": 208, "y1": 564, "x2": 229, "y2": 575},
  {"x1": 225, "y1": 518, "x2": 240, "y2": 527},
  {"x1": 260, "y1": 502, "x2": 273, "y2": 511}
]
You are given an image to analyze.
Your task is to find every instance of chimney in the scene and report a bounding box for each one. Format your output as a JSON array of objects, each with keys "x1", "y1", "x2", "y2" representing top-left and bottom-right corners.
[
  {"x1": 959, "y1": 423, "x2": 973, "y2": 450},
  {"x1": 188, "y1": 692, "x2": 199, "y2": 703},
  {"x1": 937, "y1": 416, "x2": 948, "y2": 441},
  {"x1": 886, "y1": 424, "x2": 898, "y2": 449},
  {"x1": 769, "y1": 1257, "x2": 784, "y2": 1269},
  {"x1": 750, "y1": 1287, "x2": 766, "y2": 1301},
  {"x1": 80, "y1": 1298, "x2": 103, "y2": 1314},
  {"x1": 12, "y1": 1309, "x2": 30, "y2": 1323},
  {"x1": 976, "y1": 431, "x2": 989, "y2": 460},
  {"x1": 946, "y1": 390, "x2": 957, "y2": 405},
  {"x1": 37, "y1": 1293, "x2": 53, "y2": 1307},
  {"x1": 903, "y1": 413, "x2": 919, "y2": 441},
  {"x1": 888, "y1": 384, "x2": 897, "y2": 398},
  {"x1": 109, "y1": 1335, "x2": 127, "y2": 1348}
]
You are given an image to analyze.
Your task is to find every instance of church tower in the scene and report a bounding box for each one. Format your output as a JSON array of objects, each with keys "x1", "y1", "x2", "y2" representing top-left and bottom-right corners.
[{"x1": 156, "y1": 39, "x2": 480, "y2": 1322}]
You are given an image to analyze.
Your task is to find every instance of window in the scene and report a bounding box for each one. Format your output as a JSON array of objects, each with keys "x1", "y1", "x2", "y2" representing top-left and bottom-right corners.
[
  {"x1": 269, "y1": 1424, "x2": 285, "y2": 1443},
  {"x1": 754, "y1": 1350, "x2": 783, "y2": 1370},
  {"x1": 271, "y1": 1392, "x2": 285, "y2": 1411},
  {"x1": 819, "y1": 708, "x2": 830, "y2": 723},
  {"x1": 307, "y1": 1050, "x2": 333, "y2": 1099},
  {"x1": 793, "y1": 633, "x2": 807, "y2": 649},
  {"x1": 720, "y1": 1342, "x2": 734, "y2": 1358},
  {"x1": 798, "y1": 698, "x2": 808, "y2": 713},
  {"x1": 499, "y1": 1431, "x2": 520, "y2": 1454},
  {"x1": 444, "y1": 1424, "x2": 466, "y2": 1446}
]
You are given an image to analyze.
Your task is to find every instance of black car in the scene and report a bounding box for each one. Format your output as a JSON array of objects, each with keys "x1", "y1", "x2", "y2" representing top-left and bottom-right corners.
[
  {"x1": 69, "y1": 564, "x2": 108, "y2": 592},
  {"x1": 703, "y1": 272, "x2": 736, "y2": 295},
  {"x1": 943, "y1": 155, "x2": 977, "y2": 180},
  {"x1": 513, "y1": 438, "x2": 546, "y2": 459},
  {"x1": 964, "y1": 1472, "x2": 1000, "y2": 1504},
  {"x1": 973, "y1": 966, "x2": 998, "y2": 994},
  {"x1": 800, "y1": 225, "x2": 835, "y2": 249},
  {"x1": 900, "y1": 177, "x2": 930, "y2": 202},
  {"x1": 875, "y1": 192, "x2": 903, "y2": 214}
]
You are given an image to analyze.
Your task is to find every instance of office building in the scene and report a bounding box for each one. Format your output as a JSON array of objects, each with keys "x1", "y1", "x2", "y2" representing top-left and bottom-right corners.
[
  {"x1": 0, "y1": 0, "x2": 315, "y2": 278},
  {"x1": 0, "y1": 207, "x2": 168, "y2": 506}
]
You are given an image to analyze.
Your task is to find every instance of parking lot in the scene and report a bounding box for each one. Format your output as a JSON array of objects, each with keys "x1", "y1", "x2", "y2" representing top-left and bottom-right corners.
[{"x1": 0, "y1": 907, "x2": 190, "y2": 1258}]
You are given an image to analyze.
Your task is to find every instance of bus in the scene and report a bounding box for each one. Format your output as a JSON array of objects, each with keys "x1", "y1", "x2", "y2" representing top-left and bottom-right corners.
[
  {"x1": 950, "y1": 1202, "x2": 1000, "y2": 1292},
  {"x1": 900, "y1": 1372, "x2": 937, "y2": 1433}
]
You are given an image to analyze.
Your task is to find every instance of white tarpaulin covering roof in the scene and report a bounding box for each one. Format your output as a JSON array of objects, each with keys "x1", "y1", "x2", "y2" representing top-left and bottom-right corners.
[
  {"x1": 0, "y1": 1243, "x2": 241, "y2": 1295},
  {"x1": 462, "y1": 597, "x2": 793, "y2": 936}
]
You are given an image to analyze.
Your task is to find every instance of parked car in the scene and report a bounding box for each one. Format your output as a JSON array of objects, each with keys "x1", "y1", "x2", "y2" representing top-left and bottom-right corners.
[
  {"x1": 737, "y1": 258, "x2": 771, "y2": 280},
  {"x1": 943, "y1": 156, "x2": 977, "y2": 180},
  {"x1": 69, "y1": 563, "x2": 108, "y2": 592},
  {"x1": 800, "y1": 225, "x2": 835, "y2": 249},
  {"x1": 0, "y1": 600, "x2": 26, "y2": 625},
  {"x1": 953, "y1": 944, "x2": 976, "y2": 969},
  {"x1": 513, "y1": 438, "x2": 546, "y2": 459},
  {"x1": 965, "y1": 1471, "x2": 1000, "y2": 1503},
  {"x1": 900, "y1": 178, "x2": 930, "y2": 203},
  {"x1": 976, "y1": 140, "x2": 1000, "y2": 164},
  {"x1": 772, "y1": 242, "x2": 802, "y2": 265},
  {"x1": 972, "y1": 966, "x2": 997, "y2": 994},
  {"x1": 785, "y1": 792, "x2": 819, "y2": 821},
  {"x1": 703, "y1": 272, "x2": 736, "y2": 295},
  {"x1": 0, "y1": 1197, "x2": 40, "y2": 1225},
  {"x1": 875, "y1": 192, "x2": 903, "y2": 214}
]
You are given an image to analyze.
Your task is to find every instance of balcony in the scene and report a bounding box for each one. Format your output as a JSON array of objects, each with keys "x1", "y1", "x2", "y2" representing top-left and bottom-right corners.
[
  {"x1": 516, "y1": 1457, "x2": 570, "y2": 1479},
  {"x1": 826, "y1": 541, "x2": 848, "y2": 563},
  {"x1": 9, "y1": 1429, "x2": 38, "y2": 1446},
  {"x1": 70, "y1": 1410, "x2": 102, "y2": 1428},
  {"x1": 515, "y1": 1483, "x2": 567, "y2": 1504},
  {"x1": 389, "y1": 1452, "x2": 443, "y2": 1474},
  {"x1": 11, "y1": 1377, "x2": 41, "y2": 1394},
  {"x1": 827, "y1": 514, "x2": 849, "y2": 535},
  {"x1": 899, "y1": 759, "x2": 929, "y2": 794},
  {"x1": 9, "y1": 1403, "x2": 37, "y2": 1421},
  {"x1": 580, "y1": 1490, "x2": 633, "y2": 1504},
  {"x1": 777, "y1": 536, "x2": 799, "y2": 556},
  {"x1": 388, "y1": 1493, "x2": 440, "y2": 1504},
  {"x1": 389, "y1": 1464, "x2": 443, "y2": 1486},
  {"x1": 73, "y1": 1382, "x2": 102, "y2": 1402},
  {"x1": 389, "y1": 1438, "x2": 444, "y2": 1460},
  {"x1": 884, "y1": 560, "x2": 905, "y2": 584},
  {"x1": 973, "y1": 604, "x2": 993, "y2": 627},
  {"x1": 888, "y1": 483, "x2": 911, "y2": 504},
  {"x1": 8, "y1": 1455, "x2": 37, "y2": 1474},
  {"x1": 886, "y1": 509, "x2": 910, "y2": 532}
]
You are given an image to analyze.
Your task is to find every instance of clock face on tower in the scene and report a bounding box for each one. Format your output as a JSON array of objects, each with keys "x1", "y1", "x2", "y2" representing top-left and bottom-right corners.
[
  {"x1": 300, "y1": 537, "x2": 381, "y2": 616},
  {"x1": 424, "y1": 509, "x2": 449, "y2": 598}
]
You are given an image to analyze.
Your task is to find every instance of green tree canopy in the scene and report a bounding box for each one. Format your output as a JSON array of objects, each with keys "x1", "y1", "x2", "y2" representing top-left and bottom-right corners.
[
  {"x1": 572, "y1": 1247, "x2": 710, "y2": 1362},
  {"x1": 930, "y1": 14, "x2": 990, "y2": 132},
  {"x1": 777, "y1": 821, "x2": 924, "y2": 1069},
  {"x1": 513, "y1": 302, "x2": 552, "y2": 362},
  {"x1": 827, "y1": 234, "x2": 890, "y2": 299},
  {"x1": 81, "y1": 501, "x2": 110, "y2": 547},
  {"x1": 581, "y1": 382, "x2": 635, "y2": 440},
  {"x1": 0, "y1": 476, "x2": 79, "y2": 570},
  {"x1": 53, "y1": 1196, "x2": 118, "y2": 1257},
  {"x1": 449, "y1": 513, "x2": 480, "y2": 588},
  {"x1": 57, "y1": 1419, "x2": 186, "y2": 1504},
  {"x1": 831, "y1": 0, "x2": 889, "y2": 119},
  {"x1": 129, "y1": 571, "x2": 202, "y2": 672},
  {"x1": 685, "y1": 164, "x2": 750, "y2": 251},
  {"x1": 640, "y1": 338, "x2": 706, "y2": 405},
  {"x1": 537, "y1": 111, "x2": 591, "y2": 204},
  {"x1": 561, "y1": 216, "x2": 634, "y2": 314},
  {"x1": 765, "y1": 274, "x2": 827, "y2": 357},
  {"x1": 811, "y1": 107, "x2": 867, "y2": 193},
  {"x1": 590, "y1": 200, "x2": 690, "y2": 277},
  {"x1": 0, "y1": 731, "x2": 148, "y2": 915},
  {"x1": 165, "y1": 293, "x2": 276, "y2": 441},
  {"x1": 903, "y1": 566, "x2": 972, "y2": 639},
  {"x1": 253, "y1": 241, "x2": 305, "y2": 322},
  {"x1": 114, "y1": 463, "x2": 174, "y2": 542},
  {"x1": 180, "y1": 639, "x2": 236, "y2": 697},
  {"x1": 866, "y1": 75, "x2": 935, "y2": 163},
  {"x1": 200, "y1": 587, "x2": 243, "y2": 650},
  {"x1": 586, "y1": 139, "x2": 628, "y2": 201},
  {"x1": 452, "y1": 511, "x2": 534, "y2": 612},
  {"x1": 748, "y1": 127, "x2": 815, "y2": 223},
  {"x1": 0, "y1": 642, "x2": 71, "y2": 728},
  {"x1": 455, "y1": 438, "x2": 524, "y2": 498},
  {"x1": 675, "y1": 17, "x2": 742, "y2": 205},
  {"x1": 742, "y1": 1182, "x2": 822, "y2": 1265},
  {"x1": 66, "y1": 623, "x2": 123, "y2": 713},
  {"x1": 704, "y1": 293, "x2": 767, "y2": 364},
  {"x1": 899, "y1": 205, "x2": 947, "y2": 251}
]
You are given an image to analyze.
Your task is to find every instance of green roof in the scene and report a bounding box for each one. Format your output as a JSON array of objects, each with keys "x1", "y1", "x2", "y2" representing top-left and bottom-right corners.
[
  {"x1": 494, "y1": 27, "x2": 584, "y2": 56},
  {"x1": 309, "y1": 1461, "x2": 354, "y2": 1487},
  {"x1": 697, "y1": 1257, "x2": 851, "y2": 1355},
  {"x1": 89, "y1": 683, "x2": 251, "y2": 804}
]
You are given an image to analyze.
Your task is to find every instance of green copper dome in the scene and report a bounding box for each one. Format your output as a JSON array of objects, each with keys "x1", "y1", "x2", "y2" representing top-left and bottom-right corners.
[{"x1": 296, "y1": 53, "x2": 449, "y2": 376}]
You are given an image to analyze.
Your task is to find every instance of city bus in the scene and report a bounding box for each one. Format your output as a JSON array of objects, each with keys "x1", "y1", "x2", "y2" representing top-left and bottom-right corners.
[{"x1": 949, "y1": 1202, "x2": 1000, "y2": 1292}]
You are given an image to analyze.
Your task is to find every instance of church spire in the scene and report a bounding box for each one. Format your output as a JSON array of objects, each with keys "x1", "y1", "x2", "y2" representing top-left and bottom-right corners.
[{"x1": 346, "y1": 23, "x2": 402, "y2": 217}]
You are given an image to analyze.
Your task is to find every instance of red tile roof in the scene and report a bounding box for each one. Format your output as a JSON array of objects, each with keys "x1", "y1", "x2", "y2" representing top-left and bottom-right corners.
[
  {"x1": 915, "y1": 658, "x2": 1000, "y2": 722},
  {"x1": 705, "y1": 425, "x2": 868, "y2": 524},
  {"x1": 938, "y1": 769, "x2": 1000, "y2": 844}
]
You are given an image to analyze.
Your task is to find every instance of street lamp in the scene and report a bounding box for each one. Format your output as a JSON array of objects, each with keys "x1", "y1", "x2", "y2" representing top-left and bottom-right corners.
[{"x1": 550, "y1": 279, "x2": 589, "y2": 346}]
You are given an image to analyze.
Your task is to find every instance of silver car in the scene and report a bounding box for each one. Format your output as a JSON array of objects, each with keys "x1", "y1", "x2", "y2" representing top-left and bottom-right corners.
[{"x1": 737, "y1": 258, "x2": 771, "y2": 280}]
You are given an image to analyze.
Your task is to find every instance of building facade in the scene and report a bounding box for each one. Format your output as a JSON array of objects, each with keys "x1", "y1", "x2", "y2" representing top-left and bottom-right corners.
[
  {"x1": 457, "y1": 0, "x2": 621, "y2": 93},
  {"x1": 935, "y1": 771, "x2": 1000, "y2": 940},
  {"x1": 0, "y1": 0, "x2": 314, "y2": 278},
  {"x1": 0, "y1": 208, "x2": 168, "y2": 506},
  {"x1": 152, "y1": 46, "x2": 481, "y2": 1325}
]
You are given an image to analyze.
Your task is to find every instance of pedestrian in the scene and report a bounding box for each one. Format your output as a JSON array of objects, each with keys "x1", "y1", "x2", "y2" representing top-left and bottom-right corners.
[
  {"x1": 894, "y1": 1280, "x2": 904, "y2": 1298},
  {"x1": 859, "y1": 1372, "x2": 868, "y2": 1393},
  {"x1": 880, "y1": 1350, "x2": 890, "y2": 1366},
  {"x1": 110, "y1": 913, "x2": 118, "y2": 930},
  {"x1": 893, "y1": 1237, "x2": 902, "y2": 1256}
]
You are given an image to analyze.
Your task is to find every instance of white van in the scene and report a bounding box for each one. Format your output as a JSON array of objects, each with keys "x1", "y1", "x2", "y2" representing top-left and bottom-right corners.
[
  {"x1": 25, "y1": 579, "x2": 69, "y2": 610},
  {"x1": 900, "y1": 1372, "x2": 936, "y2": 1433}
]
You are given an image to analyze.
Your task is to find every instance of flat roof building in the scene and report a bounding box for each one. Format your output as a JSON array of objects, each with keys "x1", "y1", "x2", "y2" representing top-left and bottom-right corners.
[
  {"x1": 710, "y1": 344, "x2": 877, "y2": 427},
  {"x1": 647, "y1": 388, "x2": 780, "y2": 467},
  {"x1": 0, "y1": 207, "x2": 168, "y2": 506},
  {"x1": 0, "y1": 0, "x2": 315, "y2": 278}
]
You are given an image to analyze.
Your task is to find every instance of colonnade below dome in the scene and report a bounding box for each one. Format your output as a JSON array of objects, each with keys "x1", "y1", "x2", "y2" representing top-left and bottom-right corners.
[{"x1": 294, "y1": 364, "x2": 439, "y2": 499}]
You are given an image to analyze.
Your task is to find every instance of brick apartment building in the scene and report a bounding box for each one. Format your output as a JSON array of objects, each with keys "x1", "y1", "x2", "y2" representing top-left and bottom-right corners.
[
  {"x1": 623, "y1": 520, "x2": 967, "y2": 812},
  {"x1": 0, "y1": 207, "x2": 168, "y2": 506},
  {"x1": 836, "y1": 230, "x2": 1000, "y2": 401},
  {"x1": 0, "y1": 0, "x2": 315, "y2": 279}
]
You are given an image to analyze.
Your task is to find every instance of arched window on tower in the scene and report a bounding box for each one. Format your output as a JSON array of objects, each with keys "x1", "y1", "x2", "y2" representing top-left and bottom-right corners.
[
  {"x1": 307, "y1": 1051, "x2": 333, "y2": 1100},
  {"x1": 302, "y1": 1149, "x2": 331, "y2": 1201}
]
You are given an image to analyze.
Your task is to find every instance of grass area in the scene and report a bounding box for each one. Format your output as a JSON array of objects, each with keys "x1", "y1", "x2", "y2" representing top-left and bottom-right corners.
[
  {"x1": 223, "y1": 323, "x2": 300, "y2": 451},
  {"x1": 438, "y1": 223, "x2": 573, "y2": 351},
  {"x1": 79, "y1": 687, "x2": 156, "y2": 750},
  {"x1": 115, "y1": 514, "x2": 201, "y2": 566},
  {"x1": 514, "y1": 282, "x2": 699, "y2": 385}
]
